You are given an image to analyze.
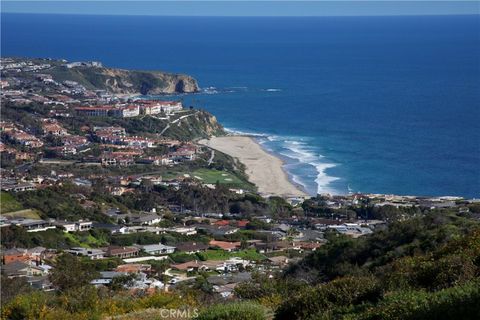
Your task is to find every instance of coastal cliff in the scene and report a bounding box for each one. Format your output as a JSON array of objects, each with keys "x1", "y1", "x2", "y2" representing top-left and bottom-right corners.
[
  {"x1": 5, "y1": 57, "x2": 199, "y2": 94},
  {"x1": 99, "y1": 67, "x2": 199, "y2": 94}
]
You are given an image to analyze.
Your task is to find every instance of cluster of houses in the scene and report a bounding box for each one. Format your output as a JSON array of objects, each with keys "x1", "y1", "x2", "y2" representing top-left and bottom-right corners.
[
  {"x1": 1, "y1": 119, "x2": 90, "y2": 157},
  {"x1": 2, "y1": 110, "x2": 200, "y2": 165},
  {"x1": 2, "y1": 190, "x2": 477, "y2": 298},
  {"x1": 0, "y1": 58, "x2": 51, "y2": 72},
  {"x1": 75, "y1": 100, "x2": 183, "y2": 118},
  {"x1": 310, "y1": 192, "x2": 470, "y2": 213},
  {"x1": 0, "y1": 121, "x2": 44, "y2": 148},
  {"x1": 0, "y1": 232, "x2": 317, "y2": 297}
]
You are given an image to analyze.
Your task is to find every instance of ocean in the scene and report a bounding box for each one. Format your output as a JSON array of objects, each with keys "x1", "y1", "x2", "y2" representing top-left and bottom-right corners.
[{"x1": 2, "y1": 13, "x2": 479, "y2": 198}]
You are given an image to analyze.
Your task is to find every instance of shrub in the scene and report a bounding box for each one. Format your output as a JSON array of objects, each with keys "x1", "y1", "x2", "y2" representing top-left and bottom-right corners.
[
  {"x1": 274, "y1": 276, "x2": 381, "y2": 320},
  {"x1": 196, "y1": 301, "x2": 266, "y2": 320},
  {"x1": 359, "y1": 279, "x2": 480, "y2": 320}
]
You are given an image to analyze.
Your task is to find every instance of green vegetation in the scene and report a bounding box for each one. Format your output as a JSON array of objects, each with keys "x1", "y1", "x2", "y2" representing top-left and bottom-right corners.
[
  {"x1": 197, "y1": 249, "x2": 266, "y2": 262},
  {"x1": 1, "y1": 285, "x2": 196, "y2": 320},
  {"x1": 25, "y1": 58, "x2": 198, "y2": 94},
  {"x1": 63, "y1": 231, "x2": 109, "y2": 248},
  {"x1": 2, "y1": 204, "x2": 479, "y2": 319},
  {"x1": 0, "y1": 209, "x2": 41, "y2": 220},
  {"x1": 49, "y1": 254, "x2": 100, "y2": 292},
  {"x1": 11, "y1": 185, "x2": 107, "y2": 222},
  {"x1": 0, "y1": 227, "x2": 110, "y2": 249},
  {"x1": 0, "y1": 192, "x2": 23, "y2": 214},
  {"x1": 229, "y1": 212, "x2": 480, "y2": 320},
  {"x1": 192, "y1": 168, "x2": 253, "y2": 190},
  {"x1": 196, "y1": 301, "x2": 267, "y2": 320}
]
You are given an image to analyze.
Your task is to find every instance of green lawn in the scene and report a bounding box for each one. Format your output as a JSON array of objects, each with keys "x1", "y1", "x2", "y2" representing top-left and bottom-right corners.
[
  {"x1": 1, "y1": 209, "x2": 41, "y2": 219},
  {"x1": 0, "y1": 192, "x2": 23, "y2": 214},
  {"x1": 64, "y1": 232, "x2": 109, "y2": 248},
  {"x1": 197, "y1": 249, "x2": 266, "y2": 262},
  {"x1": 192, "y1": 169, "x2": 250, "y2": 188}
]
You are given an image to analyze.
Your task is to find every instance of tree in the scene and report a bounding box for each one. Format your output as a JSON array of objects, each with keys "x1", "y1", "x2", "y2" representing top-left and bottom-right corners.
[
  {"x1": 0, "y1": 276, "x2": 32, "y2": 304},
  {"x1": 49, "y1": 253, "x2": 99, "y2": 292},
  {"x1": 110, "y1": 274, "x2": 137, "y2": 291}
]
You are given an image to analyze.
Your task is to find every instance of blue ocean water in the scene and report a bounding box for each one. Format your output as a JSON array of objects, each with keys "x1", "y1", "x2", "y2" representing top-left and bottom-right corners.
[{"x1": 2, "y1": 13, "x2": 479, "y2": 198}]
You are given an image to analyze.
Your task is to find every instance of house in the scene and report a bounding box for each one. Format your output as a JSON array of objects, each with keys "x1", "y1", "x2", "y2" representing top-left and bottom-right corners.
[
  {"x1": 140, "y1": 243, "x2": 176, "y2": 255},
  {"x1": 297, "y1": 242, "x2": 322, "y2": 251},
  {"x1": 171, "y1": 260, "x2": 220, "y2": 272},
  {"x1": 214, "y1": 220, "x2": 249, "y2": 228},
  {"x1": 93, "y1": 126, "x2": 126, "y2": 136},
  {"x1": 115, "y1": 105, "x2": 140, "y2": 118},
  {"x1": 115, "y1": 264, "x2": 152, "y2": 274},
  {"x1": 5, "y1": 129, "x2": 44, "y2": 148},
  {"x1": 8, "y1": 219, "x2": 55, "y2": 232},
  {"x1": 55, "y1": 220, "x2": 92, "y2": 232},
  {"x1": 196, "y1": 225, "x2": 239, "y2": 236},
  {"x1": 326, "y1": 223, "x2": 373, "y2": 237},
  {"x1": 0, "y1": 182, "x2": 37, "y2": 192},
  {"x1": 76, "y1": 105, "x2": 140, "y2": 118},
  {"x1": 138, "y1": 100, "x2": 182, "y2": 115},
  {"x1": 77, "y1": 221, "x2": 93, "y2": 231},
  {"x1": 27, "y1": 276, "x2": 54, "y2": 291},
  {"x1": 1, "y1": 261, "x2": 46, "y2": 277},
  {"x1": 207, "y1": 272, "x2": 252, "y2": 298},
  {"x1": 105, "y1": 246, "x2": 139, "y2": 259},
  {"x1": 73, "y1": 178, "x2": 92, "y2": 187},
  {"x1": 75, "y1": 106, "x2": 114, "y2": 117},
  {"x1": 1, "y1": 248, "x2": 43, "y2": 265},
  {"x1": 61, "y1": 135, "x2": 89, "y2": 147},
  {"x1": 209, "y1": 240, "x2": 241, "y2": 252},
  {"x1": 215, "y1": 257, "x2": 251, "y2": 272},
  {"x1": 155, "y1": 101, "x2": 183, "y2": 114},
  {"x1": 91, "y1": 271, "x2": 129, "y2": 286},
  {"x1": 65, "y1": 247, "x2": 104, "y2": 260},
  {"x1": 101, "y1": 151, "x2": 135, "y2": 166},
  {"x1": 128, "y1": 214, "x2": 162, "y2": 226},
  {"x1": 91, "y1": 271, "x2": 162, "y2": 290},
  {"x1": 295, "y1": 229, "x2": 324, "y2": 242},
  {"x1": 213, "y1": 283, "x2": 238, "y2": 298},
  {"x1": 48, "y1": 145, "x2": 78, "y2": 156},
  {"x1": 272, "y1": 241, "x2": 302, "y2": 251},
  {"x1": 139, "y1": 102, "x2": 163, "y2": 115},
  {"x1": 166, "y1": 227, "x2": 197, "y2": 236},
  {"x1": 121, "y1": 136, "x2": 155, "y2": 148},
  {"x1": 267, "y1": 256, "x2": 289, "y2": 268},
  {"x1": 176, "y1": 242, "x2": 209, "y2": 254},
  {"x1": 41, "y1": 120, "x2": 68, "y2": 136},
  {"x1": 92, "y1": 223, "x2": 127, "y2": 234},
  {"x1": 213, "y1": 220, "x2": 232, "y2": 227}
]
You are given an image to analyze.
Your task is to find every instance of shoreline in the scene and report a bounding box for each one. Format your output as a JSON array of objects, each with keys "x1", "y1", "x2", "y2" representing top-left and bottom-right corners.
[{"x1": 199, "y1": 135, "x2": 309, "y2": 198}]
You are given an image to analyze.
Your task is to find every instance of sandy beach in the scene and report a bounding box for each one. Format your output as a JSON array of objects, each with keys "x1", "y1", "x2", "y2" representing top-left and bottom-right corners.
[{"x1": 199, "y1": 136, "x2": 308, "y2": 198}]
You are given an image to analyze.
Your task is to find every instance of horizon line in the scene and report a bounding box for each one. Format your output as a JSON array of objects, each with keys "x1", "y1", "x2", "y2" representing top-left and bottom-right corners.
[{"x1": 2, "y1": 11, "x2": 479, "y2": 17}]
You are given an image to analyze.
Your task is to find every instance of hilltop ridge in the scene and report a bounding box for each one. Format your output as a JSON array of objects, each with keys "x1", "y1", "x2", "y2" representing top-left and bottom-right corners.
[{"x1": 2, "y1": 57, "x2": 199, "y2": 94}]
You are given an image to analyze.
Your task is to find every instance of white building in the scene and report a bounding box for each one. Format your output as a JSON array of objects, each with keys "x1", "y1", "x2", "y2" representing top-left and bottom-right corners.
[
  {"x1": 140, "y1": 243, "x2": 176, "y2": 255},
  {"x1": 55, "y1": 220, "x2": 93, "y2": 232},
  {"x1": 66, "y1": 247, "x2": 104, "y2": 260}
]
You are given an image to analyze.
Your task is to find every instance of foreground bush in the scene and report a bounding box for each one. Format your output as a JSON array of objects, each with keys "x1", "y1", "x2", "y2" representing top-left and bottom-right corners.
[
  {"x1": 0, "y1": 289, "x2": 192, "y2": 320},
  {"x1": 274, "y1": 276, "x2": 381, "y2": 320},
  {"x1": 196, "y1": 301, "x2": 266, "y2": 320},
  {"x1": 359, "y1": 279, "x2": 480, "y2": 320}
]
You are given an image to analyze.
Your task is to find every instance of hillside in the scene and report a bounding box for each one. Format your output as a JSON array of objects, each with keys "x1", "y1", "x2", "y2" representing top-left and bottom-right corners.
[
  {"x1": 233, "y1": 212, "x2": 480, "y2": 320},
  {"x1": 5, "y1": 57, "x2": 199, "y2": 94}
]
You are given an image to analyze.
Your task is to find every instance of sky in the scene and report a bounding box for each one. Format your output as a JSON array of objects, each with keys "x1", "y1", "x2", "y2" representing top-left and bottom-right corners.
[{"x1": 1, "y1": 1, "x2": 479, "y2": 16}]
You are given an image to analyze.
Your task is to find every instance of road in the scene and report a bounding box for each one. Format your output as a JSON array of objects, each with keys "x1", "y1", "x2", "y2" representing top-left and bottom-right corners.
[
  {"x1": 207, "y1": 149, "x2": 215, "y2": 165},
  {"x1": 157, "y1": 111, "x2": 199, "y2": 136}
]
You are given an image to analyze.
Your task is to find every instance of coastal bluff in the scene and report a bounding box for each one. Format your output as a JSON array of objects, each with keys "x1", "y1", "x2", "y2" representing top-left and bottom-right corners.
[{"x1": 3, "y1": 57, "x2": 199, "y2": 95}]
